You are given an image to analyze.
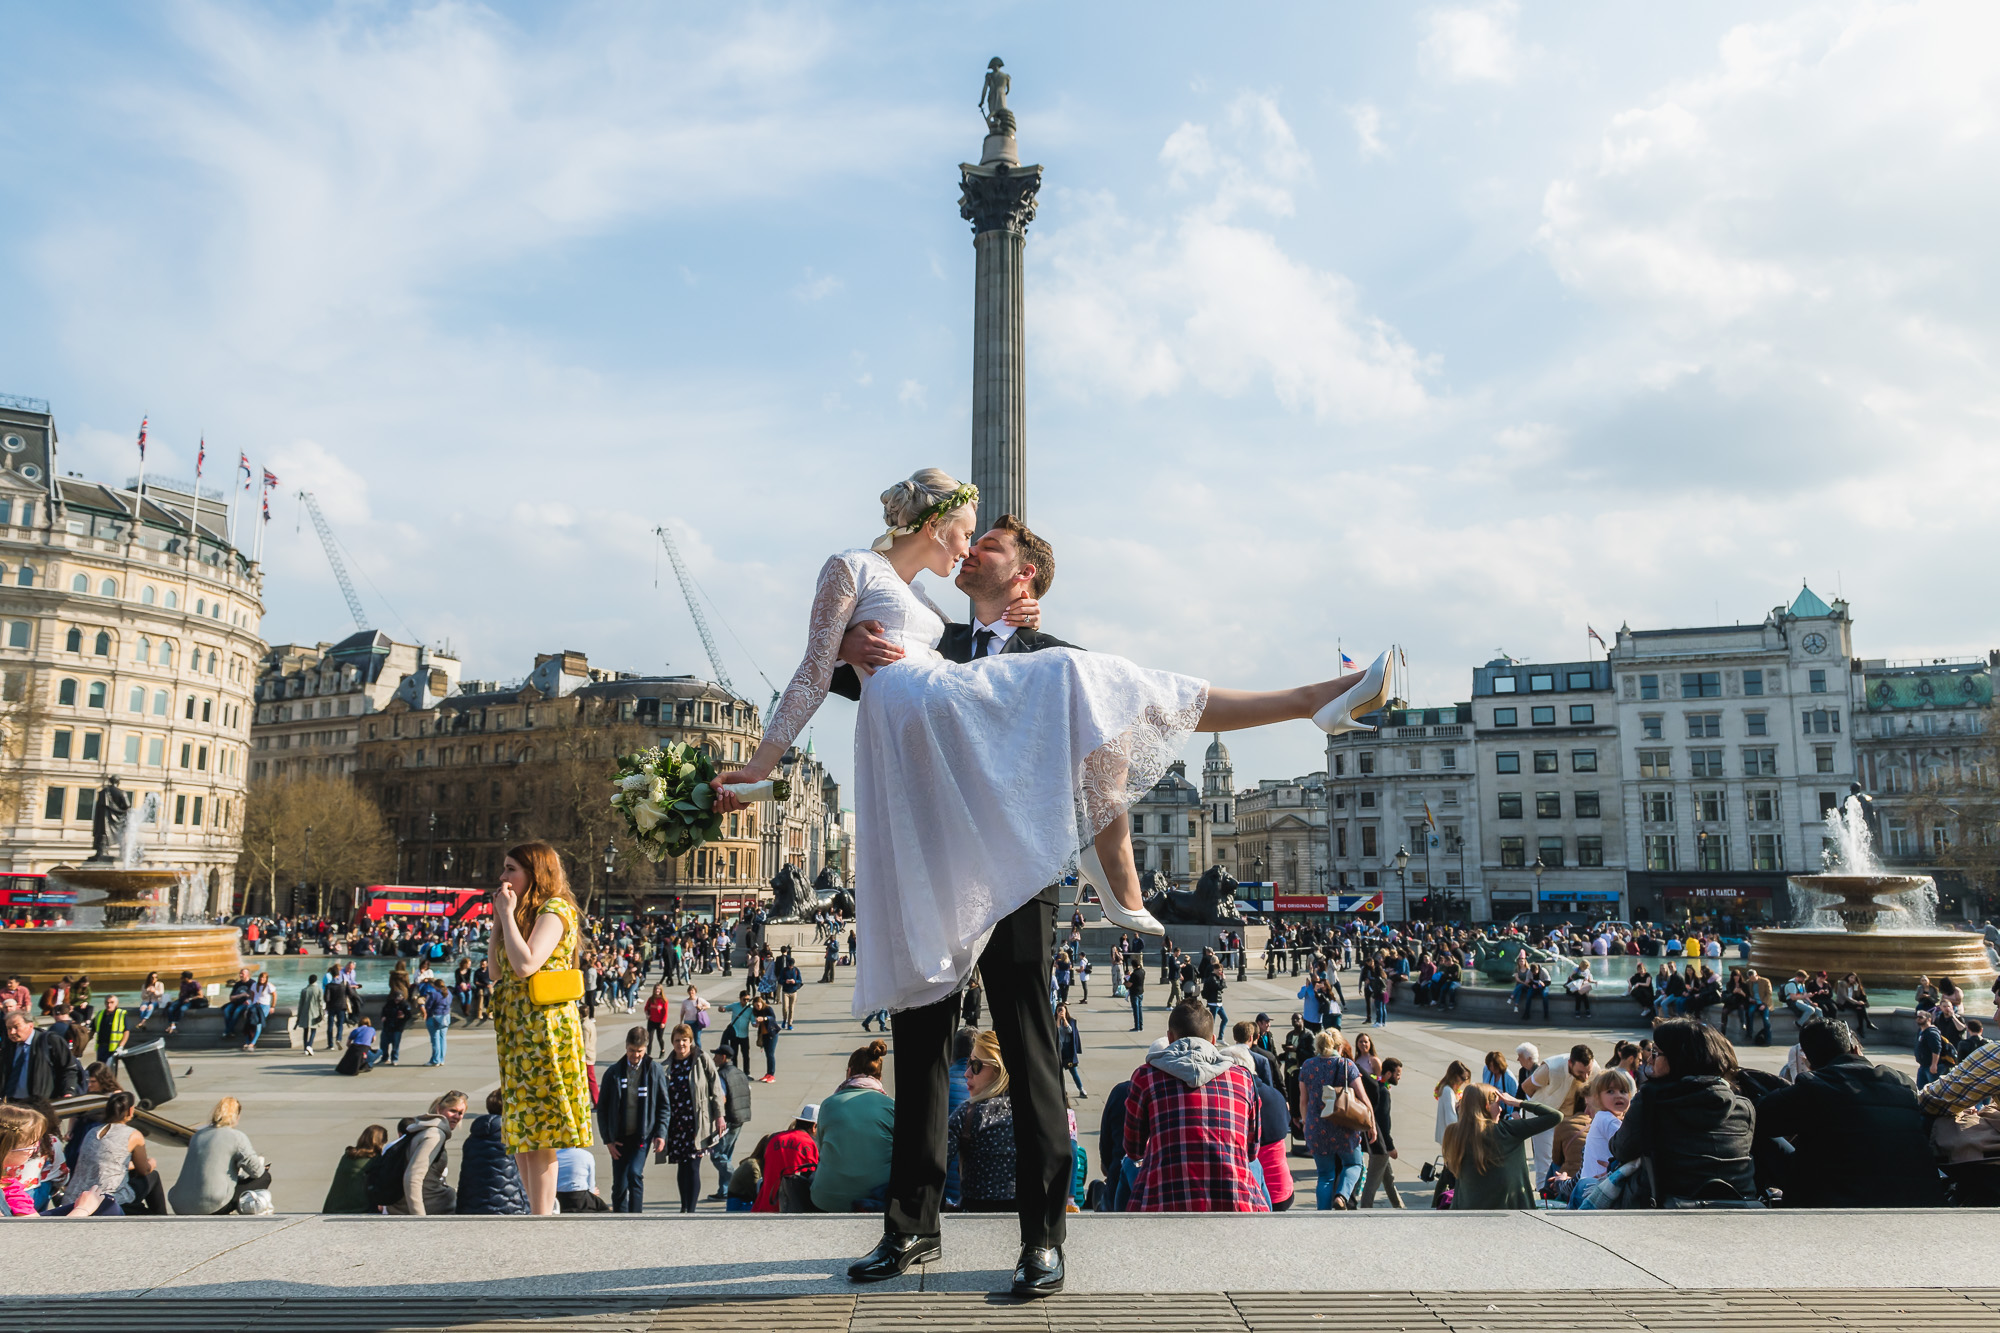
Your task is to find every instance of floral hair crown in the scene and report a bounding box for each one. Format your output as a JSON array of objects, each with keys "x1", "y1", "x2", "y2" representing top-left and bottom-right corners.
[{"x1": 871, "y1": 482, "x2": 978, "y2": 552}]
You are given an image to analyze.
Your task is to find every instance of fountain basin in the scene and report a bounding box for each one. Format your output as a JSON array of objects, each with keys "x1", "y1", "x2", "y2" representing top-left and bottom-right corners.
[
  {"x1": 1748, "y1": 872, "x2": 1996, "y2": 990},
  {"x1": 0, "y1": 864, "x2": 242, "y2": 992}
]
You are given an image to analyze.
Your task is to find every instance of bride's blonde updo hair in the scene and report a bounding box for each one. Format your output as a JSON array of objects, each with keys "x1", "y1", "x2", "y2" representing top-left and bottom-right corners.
[{"x1": 873, "y1": 468, "x2": 978, "y2": 552}]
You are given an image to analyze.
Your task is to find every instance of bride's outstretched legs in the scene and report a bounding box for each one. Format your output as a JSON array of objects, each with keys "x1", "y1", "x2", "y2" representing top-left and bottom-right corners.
[
  {"x1": 1091, "y1": 813, "x2": 1144, "y2": 913},
  {"x1": 1198, "y1": 677, "x2": 1353, "y2": 731}
]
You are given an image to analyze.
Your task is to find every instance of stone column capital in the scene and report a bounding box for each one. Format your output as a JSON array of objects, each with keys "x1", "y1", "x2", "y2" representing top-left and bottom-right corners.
[{"x1": 958, "y1": 163, "x2": 1044, "y2": 237}]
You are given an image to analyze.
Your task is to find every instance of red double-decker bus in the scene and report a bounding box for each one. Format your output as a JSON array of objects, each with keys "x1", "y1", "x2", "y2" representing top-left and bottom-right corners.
[
  {"x1": 356, "y1": 885, "x2": 492, "y2": 926},
  {"x1": 0, "y1": 873, "x2": 74, "y2": 925}
]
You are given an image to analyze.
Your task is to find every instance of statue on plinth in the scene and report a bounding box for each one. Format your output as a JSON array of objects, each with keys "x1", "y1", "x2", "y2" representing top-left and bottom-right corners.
[{"x1": 87, "y1": 776, "x2": 132, "y2": 864}]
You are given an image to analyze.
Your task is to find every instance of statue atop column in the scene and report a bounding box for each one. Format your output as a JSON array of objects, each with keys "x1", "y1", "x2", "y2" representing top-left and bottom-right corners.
[
  {"x1": 979, "y1": 58, "x2": 1016, "y2": 137},
  {"x1": 88, "y1": 775, "x2": 132, "y2": 864}
]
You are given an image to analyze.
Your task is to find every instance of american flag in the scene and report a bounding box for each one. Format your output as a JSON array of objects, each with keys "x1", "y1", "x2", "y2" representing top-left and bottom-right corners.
[
  {"x1": 1340, "y1": 650, "x2": 1356, "y2": 672},
  {"x1": 135, "y1": 417, "x2": 148, "y2": 459}
]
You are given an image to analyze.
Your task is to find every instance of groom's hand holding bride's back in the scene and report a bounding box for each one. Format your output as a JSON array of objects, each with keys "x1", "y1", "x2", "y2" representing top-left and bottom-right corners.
[{"x1": 837, "y1": 596, "x2": 1042, "y2": 678}]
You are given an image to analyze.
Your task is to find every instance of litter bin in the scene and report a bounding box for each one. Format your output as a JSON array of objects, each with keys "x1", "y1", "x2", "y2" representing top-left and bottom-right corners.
[{"x1": 116, "y1": 1038, "x2": 177, "y2": 1109}]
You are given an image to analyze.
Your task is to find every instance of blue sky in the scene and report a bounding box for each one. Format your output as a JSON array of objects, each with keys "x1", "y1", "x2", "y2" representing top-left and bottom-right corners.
[{"x1": 4, "y1": 1, "x2": 1996, "y2": 796}]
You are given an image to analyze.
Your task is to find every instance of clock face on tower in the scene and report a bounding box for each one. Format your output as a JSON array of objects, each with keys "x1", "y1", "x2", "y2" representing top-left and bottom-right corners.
[{"x1": 1802, "y1": 632, "x2": 1828, "y2": 655}]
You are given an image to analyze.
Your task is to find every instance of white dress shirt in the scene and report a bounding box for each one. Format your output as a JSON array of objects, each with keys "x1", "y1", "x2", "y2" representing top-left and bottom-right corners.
[{"x1": 968, "y1": 617, "x2": 1019, "y2": 657}]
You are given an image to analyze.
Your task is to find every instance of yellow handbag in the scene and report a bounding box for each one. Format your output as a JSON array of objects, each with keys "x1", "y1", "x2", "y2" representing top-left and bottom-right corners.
[{"x1": 525, "y1": 968, "x2": 584, "y2": 1007}]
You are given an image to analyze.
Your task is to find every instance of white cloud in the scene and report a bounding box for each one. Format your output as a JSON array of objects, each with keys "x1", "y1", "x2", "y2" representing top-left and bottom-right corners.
[
  {"x1": 1037, "y1": 97, "x2": 1431, "y2": 422},
  {"x1": 1422, "y1": 1, "x2": 1521, "y2": 84},
  {"x1": 795, "y1": 271, "x2": 844, "y2": 302},
  {"x1": 897, "y1": 379, "x2": 926, "y2": 408},
  {"x1": 1348, "y1": 103, "x2": 1389, "y2": 159}
]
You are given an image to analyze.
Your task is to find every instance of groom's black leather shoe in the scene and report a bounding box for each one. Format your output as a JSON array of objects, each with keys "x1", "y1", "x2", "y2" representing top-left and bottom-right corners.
[
  {"x1": 1010, "y1": 1245, "x2": 1065, "y2": 1299},
  {"x1": 847, "y1": 1231, "x2": 941, "y2": 1283}
]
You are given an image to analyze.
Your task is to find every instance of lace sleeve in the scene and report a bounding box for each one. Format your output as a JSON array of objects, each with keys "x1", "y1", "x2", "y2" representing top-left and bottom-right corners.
[{"x1": 763, "y1": 554, "x2": 860, "y2": 756}]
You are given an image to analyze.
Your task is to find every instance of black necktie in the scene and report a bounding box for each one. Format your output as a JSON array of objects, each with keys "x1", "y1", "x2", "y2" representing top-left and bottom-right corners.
[{"x1": 972, "y1": 629, "x2": 995, "y2": 658}]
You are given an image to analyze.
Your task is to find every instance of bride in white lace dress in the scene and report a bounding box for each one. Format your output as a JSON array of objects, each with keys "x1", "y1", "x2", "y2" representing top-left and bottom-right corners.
[{"x1": 717, "y1": 468, "x2": 1396, "y2": 1018}]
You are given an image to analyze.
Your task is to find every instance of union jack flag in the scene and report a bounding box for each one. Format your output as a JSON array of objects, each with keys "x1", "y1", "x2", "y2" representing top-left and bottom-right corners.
[
  {"x1": 135, "y1": 417, "x2": 148, "y2": 459},
  {"x1": 237, "y1": 453, "x2": 252, "y2": 485},
  {"x1": 195, "y1": 437, "x2": 205, "y2": 478},
  {"x1": 1588, "y1": 625, "x2": 1608, "y2": 650},
  {"x1": 262, "y1": 468, "x2": 279, "y2": 489}
]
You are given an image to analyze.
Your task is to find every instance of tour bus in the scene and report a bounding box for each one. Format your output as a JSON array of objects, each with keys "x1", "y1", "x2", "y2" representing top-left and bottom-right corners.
[
  {"x1": 0, "y1": 873, "x2": 73, "y2": 926},
  {"x1": 355, "y1": 885, "x2": 492, "y2": 927}
]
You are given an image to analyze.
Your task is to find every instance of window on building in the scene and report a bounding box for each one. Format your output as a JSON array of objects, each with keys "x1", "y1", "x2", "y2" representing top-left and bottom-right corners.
[
  {"x1": 1567, "y1": 671, "x2": 1593, "y2": 690},
  {"x1": 1538, "y1": 836, "x2": 1565, "y2": 867},
  {"x1": 1357, "y1": 752, "x2": 1375, "y2": 774},
  {"x1": 1745, "y1": 711, "x2": 1768, "y2": 737},
  {"x1": 1645, "y1": 834, "x2": 1676, "y2": 871},
  {"x1": 6, "y1": 621, "x2": 27, "y2": 648},
  {"x1": 70, "y1": 573, "x2": 88, "y2": 593},
  {"x1": 65, "y1": 627, "x2": 81, "y2": 653},
  {"x1": 1750, "y1": 789, "x2": 1778, "y2": 822},
  {"x1": 1500, "y1": 837, "x2": 1525, "y2": 867},
  {"x1": 123, "y1": 734, "x2": 139, "y2": 763},
  {"x1": 15, "y1": 566, "x2": 32, "y2": 587},
  {"x1": 1442, "y1": 789, "x2": 1460, "y2": 806},
  {"x1": 1336, "y1": 827, "x2": 1348, "y2": 857},
  {"x1": 152, "y1": 690, "x2": 167, "y2": 715},
  {"x1": 1569, "y1": 704, "x2": 1594, "y2": 725},
  {"x1": 146, "y1": 737, "x2": 164, "y2": 766},
  {"x1": 1816, "y1": 745, "x2": 1836, "y2": 774},
  {"x1": 1691, "y1": 748, "x2": 1725, "y2": 778},
  {"x1": 1695, "y1": 835, "x2": 1728, "y2": 871},
  {"x1": 1529, "y1": 673, "x2": 1555, "y2": 692},
  {"x1": 1809, "y1": 669, "x2": 1827, "y2": 694},
  {"x1": 81, "y1": 732, "x2": 100, "y2": 761},
  {"x1": 1639, "y1": 748, "x2": 1670, "y2": 778},
  {"x1": 1638, "y1": 716, "x2": 1662, "y2": 741},
  {"x1": 1493, "y1": 676, "x2": 1517, "y2": 694},
  {"x1": 192, "y1": 796, "x2": 204, "y2": 825},
  {"x1": 1407, "y1": 749, "x2": 1422, "y2": 770},
  {"x1": 93, "y1": 631, "x2": 110, "y2": 656},
  {"x1": 1575, "y1": 792, "x2": 1601, "y2": 819},
  {"x1": 51, "y1": 729, "x2": 72, "y2": 759},
  {"x1": 1497, "y1": 793, "x2": 1523, "y2": 819},
  {"x1": 1885, "y1": 819, "x2": 1913, "y2": 857},
  {"x1": 1572, "y1": 749, "x2": 1598, "y2": 772},
  {"x1": 1535, "y1": 792, "x2": 1561, "y2": 819},
  {"x1": 1362, "y1": 870, "x2": 1378, "y2": 887},
  {"x1": 1531, "y1": 706, "x2": 1555, "y2": 726},
  {"x1": 1494, "y1": 707, "x2": 1518, "y2": 726},
  {"x1": 173, "y1": 794, "x2": 187, "y2": 824},
  {"x1": 140, "y1": 585, "x2": 155, "y2": 605},
  {"x1": 1358, "y1": 791, "x2": 1376, "y2": 808},
  {"x1": 1533, "y1": 751, "x2": 1558, "y2": 773},
  {"x1": 1742, "y1": 747, "x2": 1777, "y2": 776},
  {"x1": 1751, "y1": 833, "x2": 1782, "y2": 870},
  {"x1": 1576, "y1": 835, "x2": 1604, "y2": 867},
  {"x1": 44, "y1": 787, "x2": 65, "y2": 819},
  {"x1": 1682, "y1": 671, "x2": 1721, "y2": 698},
  {"x1": 1695, "y1": 788, "x2": 1725, "y2": 822},
  {"x1": 1685, "y1": 713, "x2": 1721, "y2": 738},
  {"x1": 1495, "y1": 752, "x2": 1520, "y2": 774},
  {"x1": 1643, "y1": 790, "x2": 1674, "y2": 823},
  {"x1": 58, "y1": 678, "x2": 77, "y2": 706},
  {"x1": 1361, "y1": 826, "x2": 1378, "y2": 857},
  {"x1": 1440, "y1": 748, "x2": 1457, "y2": 769},
  {"x1": 1639, "y1": 674, "x2": 1659, "y2": 700},
  {"x1": 1743, "y1": 669, "x2": 1764, "y2": 696},
  {"x1": 1803, "y1": 709, "x2": 1841, "y2": 734},
  {"x1": 85, "y1": 682, "x2": 105, "y2": 708}
]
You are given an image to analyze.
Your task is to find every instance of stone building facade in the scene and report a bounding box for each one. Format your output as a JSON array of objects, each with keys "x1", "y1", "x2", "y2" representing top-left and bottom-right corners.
[
  {"x1": 1852, "y1": 652, "x2": 1996, "y2": 915},
  {"x1": 1325, "y1": 703, "x2": 1477, "y2": 920},
  {"x1": 251, "y1": 631, "x2": 455, "y2": 780},
  {"x1": 0, "y1": 395, "x2": 263, "y2": 914},
  {"x1": 351, "y1": 653, "x2": 788, "y2": 922},
  {"x1": 1609, "y1": 586, "x2": 1860, "y2": 929},
  {"x1": 1198, "y1": 736, "x2": 1238, "y2": 878},
  {"x1": 1130, "y1": 758, "x2": 1200, "y2": 884},
  {"x1": 1470, "y1": 658, "x2": 1626, "y2": 922},
  {"x1": 1234, "y1": 772, "x2": 1328, "y2": 902}
]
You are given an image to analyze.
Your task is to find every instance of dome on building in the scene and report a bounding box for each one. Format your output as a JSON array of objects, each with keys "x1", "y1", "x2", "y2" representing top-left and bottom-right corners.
[{"x1": 1204, "y1": 734, "x2": 1230, "y2": 766}]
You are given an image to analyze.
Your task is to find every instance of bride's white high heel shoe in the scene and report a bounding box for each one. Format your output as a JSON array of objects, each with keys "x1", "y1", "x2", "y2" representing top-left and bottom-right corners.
[
  {"x1": 1079, "y1": 846, "x2": 1166, "y2": 937},
  {"x1": 1314, "y1": 648, "x2": 1397, "y2": 736}
]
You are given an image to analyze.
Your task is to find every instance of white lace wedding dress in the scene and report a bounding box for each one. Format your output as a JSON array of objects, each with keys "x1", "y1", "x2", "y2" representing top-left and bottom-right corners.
[{"x1": 763, "y1": 549, "x2": 1208, "y2": 1017}]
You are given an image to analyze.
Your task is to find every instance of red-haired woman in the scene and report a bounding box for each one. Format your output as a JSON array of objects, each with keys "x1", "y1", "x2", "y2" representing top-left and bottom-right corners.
[{"x1": 489, "y1": 841, "x2": 594, "y2": 1215}]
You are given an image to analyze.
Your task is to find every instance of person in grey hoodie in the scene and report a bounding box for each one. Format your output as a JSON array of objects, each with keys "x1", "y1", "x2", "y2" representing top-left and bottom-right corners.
[
  {"x1": 389, "y1": 1091, "x2": 468, "y2": 1215},
  {"x1": 296, "y1": 976, "x2": 326, "y2": 1056}
]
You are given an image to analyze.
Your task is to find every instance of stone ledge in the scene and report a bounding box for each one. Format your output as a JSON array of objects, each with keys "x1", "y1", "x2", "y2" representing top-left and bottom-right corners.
[{"x1": 3, "y1": 1212, "x2": 1996, "y2": 1302}]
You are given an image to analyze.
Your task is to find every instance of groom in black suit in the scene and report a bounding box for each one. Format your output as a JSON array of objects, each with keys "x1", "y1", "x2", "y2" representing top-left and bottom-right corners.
[{"x1": 828, "y1": 515, "x2": 1077, "y2": 1299}]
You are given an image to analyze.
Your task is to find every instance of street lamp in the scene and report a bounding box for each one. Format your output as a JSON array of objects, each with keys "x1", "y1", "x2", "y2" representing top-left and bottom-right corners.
[
  {"x1": 1532, "y1": 856, "x2": 1545, "y2": 912},
  {"x1": 302, "y1": 824, "x2": 313, "y2": 918},
  {"x1": 1395, "y1": 844, "x2": 1411, "y2": 923}
]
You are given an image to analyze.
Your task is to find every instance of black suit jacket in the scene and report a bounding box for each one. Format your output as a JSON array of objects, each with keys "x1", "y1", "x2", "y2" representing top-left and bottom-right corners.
[{"x1": 829, "y1": 624, "x2": 1080, "y2": 700}]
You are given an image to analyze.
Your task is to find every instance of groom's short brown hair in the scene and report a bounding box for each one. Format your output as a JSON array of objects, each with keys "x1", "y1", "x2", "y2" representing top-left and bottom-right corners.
[{"x1": 993, "y1": 514, "x2": 1054, "y2": 599}]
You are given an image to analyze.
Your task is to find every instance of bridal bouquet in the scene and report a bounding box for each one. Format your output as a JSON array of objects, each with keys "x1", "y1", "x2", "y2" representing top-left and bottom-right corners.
[{"x1": 609, "y1": 742, "x2": 789, "y2": 862}]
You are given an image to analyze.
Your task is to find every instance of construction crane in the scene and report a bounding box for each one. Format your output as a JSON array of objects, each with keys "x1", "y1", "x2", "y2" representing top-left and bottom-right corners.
[
  {"x1": 654, "y1": 524, "x2": 734, "y2": 694},
  {"x1": 301, "y1": 491, "x2": 370, "y2": 630}
]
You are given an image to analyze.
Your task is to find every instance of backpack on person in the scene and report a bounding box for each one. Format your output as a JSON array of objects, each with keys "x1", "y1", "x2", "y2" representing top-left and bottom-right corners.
[{"x1": 364, "y1": 1133, "x2": 419, "y2": 1208}]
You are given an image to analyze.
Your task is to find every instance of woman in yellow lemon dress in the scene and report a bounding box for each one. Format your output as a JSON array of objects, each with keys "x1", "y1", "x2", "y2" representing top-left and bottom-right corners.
[{"x1": 489, "y1": 841, "x2": 594, "y2": 1214}]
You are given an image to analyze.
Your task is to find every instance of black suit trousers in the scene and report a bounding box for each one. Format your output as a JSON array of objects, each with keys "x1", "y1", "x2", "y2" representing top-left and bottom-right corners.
[{"x1": 884, "y1": 891, "x2": 1068, "y2": 1248}]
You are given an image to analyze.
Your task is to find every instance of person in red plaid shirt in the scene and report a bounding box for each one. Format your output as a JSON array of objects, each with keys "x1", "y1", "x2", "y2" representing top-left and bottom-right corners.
[{"x1": 1123, "y1": 997, "x2": 1269, "y2": 1212}]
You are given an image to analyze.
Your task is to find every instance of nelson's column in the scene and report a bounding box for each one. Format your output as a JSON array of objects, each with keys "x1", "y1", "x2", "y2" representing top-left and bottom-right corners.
[{"x1": 959, "y1": 58, "x2": 1043, "y2": 535}]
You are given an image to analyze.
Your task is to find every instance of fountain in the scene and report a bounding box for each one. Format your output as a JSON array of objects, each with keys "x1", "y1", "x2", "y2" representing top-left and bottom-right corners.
[
  {"x1": 0, "y1": 778, "x2": 242, "y2": 992},
  {"x1": 1747, "y1": 788, "x2": 1995, "y2": 989}
]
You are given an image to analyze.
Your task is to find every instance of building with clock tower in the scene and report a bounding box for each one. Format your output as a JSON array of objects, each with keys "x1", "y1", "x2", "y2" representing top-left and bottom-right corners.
[{"x1": 1609, "y1": 584, "x2": 1859, "y2": 929}]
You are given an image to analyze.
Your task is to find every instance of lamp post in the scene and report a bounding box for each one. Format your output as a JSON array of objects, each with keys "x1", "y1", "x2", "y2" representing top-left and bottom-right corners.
[
  {"x1": 302, "y1": 823, "x2": 313, "y2": 919},
  {"x1": 1395, "y1": 844, "x2": 1411, "y2": 924},
  {"x1": 1532, "y1": 856, "x2": 1545, "y2": 914},
  {"x1": 603, "y1": 839, "x2": 617, "y2": 916},
  {"x1": 426, "y1": 812, "x2": 438, "y2": 886}
]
